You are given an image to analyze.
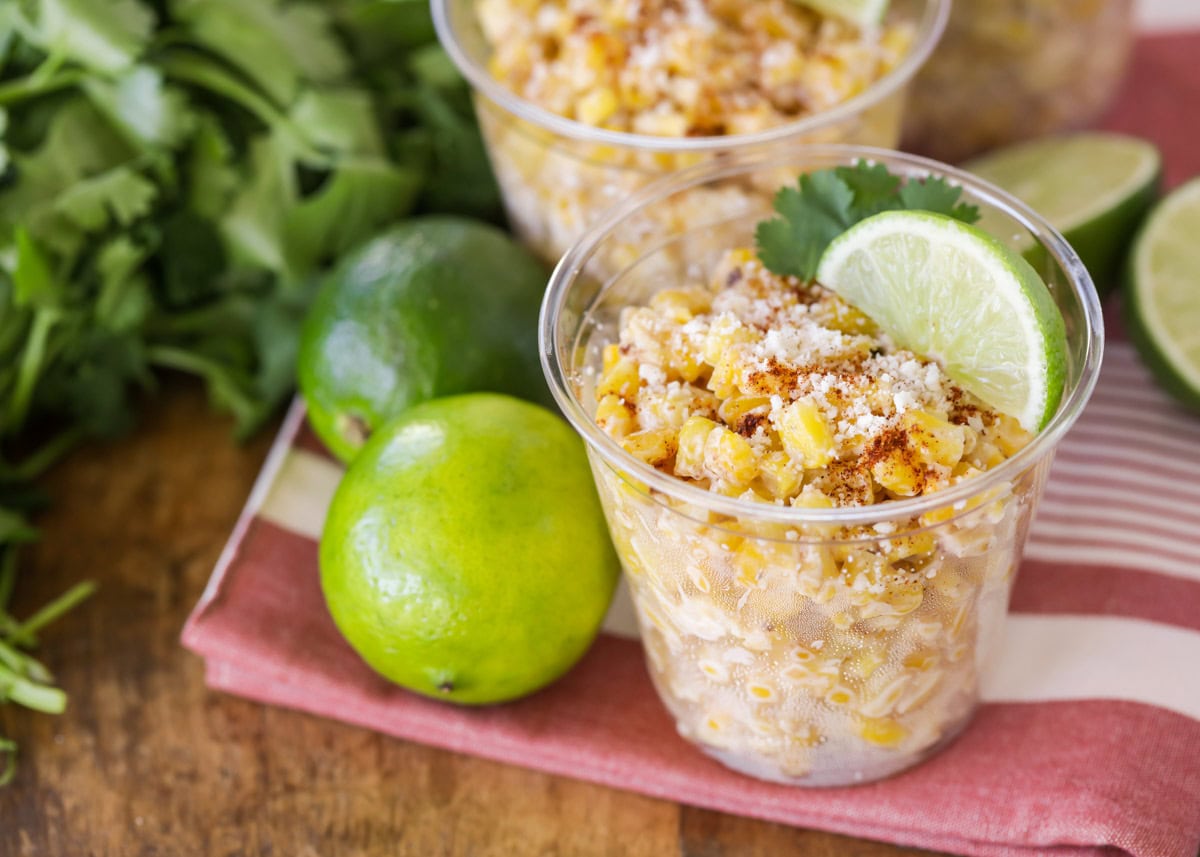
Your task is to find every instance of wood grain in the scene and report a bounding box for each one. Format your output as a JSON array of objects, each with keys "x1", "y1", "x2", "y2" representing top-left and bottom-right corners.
[{"x1": 0, "y1": 383, "x2": 944, "y2": 856}]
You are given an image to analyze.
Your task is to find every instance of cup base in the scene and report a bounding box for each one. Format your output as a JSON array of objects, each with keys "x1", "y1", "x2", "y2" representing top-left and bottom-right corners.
[{"x1": 694, "y1": 711, "x2": 974, "y2": 787}]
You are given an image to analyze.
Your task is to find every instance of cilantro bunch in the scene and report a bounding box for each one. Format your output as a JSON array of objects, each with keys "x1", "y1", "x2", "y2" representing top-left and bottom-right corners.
[
  {"x1": 755, "y1": 161, "x2": 981, "y2": 280},
  {"x1": 0, "y1": 0, "x2": 501, "y2": 779}
]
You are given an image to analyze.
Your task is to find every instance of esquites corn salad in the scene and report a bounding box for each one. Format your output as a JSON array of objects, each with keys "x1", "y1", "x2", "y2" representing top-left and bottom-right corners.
[
  {"x1": 590, "y1": 248, "x2": 1036, "y2": 783},
  {"x1": 473, "y1": 0, "x2": 915, "y2": 264}
]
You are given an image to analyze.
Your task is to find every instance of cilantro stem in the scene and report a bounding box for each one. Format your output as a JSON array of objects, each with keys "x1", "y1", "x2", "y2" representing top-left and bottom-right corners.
[
  {"x1": 146, "y1": 345, "x2": 259, "y2": 429},
  {"x1": 0, "y1": 738, "x2": 15, "y2": 788},
  {"x1": 158, "y1": 52, "x2": 328, "y2": 165},
  {"x1": 5, "y1": 310, "x2": 58, "y2": 435},
  {"x1": 0, "y1": 639, "x2": 50, "y2": 684},
  {"x1": 27, "y1": 49, "x2": 68, "y2": 88},
  {"x1": 0, "y1": 547, "x2": 16, "y2": 613},
  {"x1": 8, "y1": 429, "x2": 86, "y2": 483},
  {"x1": 12, "y1": 581, "x2": 96, "y2": 647},
  {"x1": 0, "y1": 664, "x2": 66, "y2": 714},
  {"x1": 0, "y1": 639, "x2": 24, "y2": 673},
  {"x1": 0, "y1": 70, "x2": 86, "y2": 107}
]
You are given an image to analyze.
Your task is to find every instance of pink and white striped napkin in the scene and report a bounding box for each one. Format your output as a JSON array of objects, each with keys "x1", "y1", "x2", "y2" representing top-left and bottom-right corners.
[
  {"x1": 182, "y1": 339, "x2": 1200, "y2": 857},
  {"x1": 183, "y1": 31, "x2": 1200, "y2": 856}
]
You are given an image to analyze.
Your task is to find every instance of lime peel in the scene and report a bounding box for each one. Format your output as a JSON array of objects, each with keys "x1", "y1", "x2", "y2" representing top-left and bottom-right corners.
[
  {"x1": 966, "y1": 133, "x2": 1162, "y2": 290},
  {"x1": 1126, "y1": 177, "x2": 1200, "y2": 409},
  {"x1": 816, "y1": 209, "x2": 1068, "y2": 431}
]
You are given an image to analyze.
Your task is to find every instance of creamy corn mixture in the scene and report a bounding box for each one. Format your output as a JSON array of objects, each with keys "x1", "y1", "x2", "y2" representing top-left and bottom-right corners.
[
  {"x1": 599, "y1": 248, "x2": 1031, "y2": 505},
  {"x1": 480, "y1": 0, "x2": 912, "y2": 135},
  {"x1": 472, "y1": 0, "x2": 916, "y2": 266},
  {"x1": 589, "y1": 249, "x2": 1041, "y2": 783}
]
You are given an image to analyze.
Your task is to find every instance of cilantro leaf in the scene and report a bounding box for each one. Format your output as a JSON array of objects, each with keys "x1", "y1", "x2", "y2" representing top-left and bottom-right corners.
[
  {"x1": 83, "y1": 66, "x2": 196, "y2": 150},
  {"x1": 218, "y1": 134, "x2": 297, "y2": 275},
  {"x1": 756, "y1": 161, "x2": 983, "y2": 280},
  {"x1": 31, "y1": 0, "x2": 155, "y2": 73},
  {"x1": 52, "y1": 165, "x2": 158, "y2": 232},
  {"x1": 172, "y1": 0, "x2": 349, "y2": 106},
  {"x1": 284, "y1": 156, "x2": 421, "y2": 274},
  {"x1": 157, "y1": 210, "x2": 227, "y2": 309},
  {"x1": 835, "y1": 161, "x2": 902, "y2": 219},
  {"x1": 183, "y1": 113, "x2": 238, "y2": 220},
  {"x1": 336, "y1": 0, "x2": 436, "y2": 58},
  {"x1": 12, "y1": 228, "x2": 58, "y2": 310},
  {"x1": 898, "y1": 176, "x2": 982, "y2": 224},
  {"x1": 755, "y1": 171, "x2": 854, "y2": 279},
  {"x1": 0, "y1": 98, "x2": 137, "y2": 259},
  {"x1": 93, "y1": 238, "x2": 151, "y2": 332},
  {"x1": 397, "y1": 84, "x2": 501, "y2": 220},
  {"x1": 289, "y1": 87, "x2": 383, "y2": 157},
  {"x1": 0, "y1": 510, "x2": 38, "y2": 546}
]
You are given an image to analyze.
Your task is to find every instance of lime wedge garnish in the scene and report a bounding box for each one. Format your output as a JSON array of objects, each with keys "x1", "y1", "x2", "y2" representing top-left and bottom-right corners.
[
  {"x1": 787, "y1": 0, "x2": 889, "y2": 28},
  {"x1": 965, "y1": 133, "x2": 1161, "y2": 291},
  {"x1": 1125, "y1": 177, "x2": 1200, "y2": 410},
  {"x1": 816, "y1": 210, "x2": 1068, "y2": 431}
]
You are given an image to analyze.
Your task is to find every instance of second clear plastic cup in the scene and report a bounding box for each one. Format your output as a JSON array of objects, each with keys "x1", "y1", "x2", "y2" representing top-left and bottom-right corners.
[
  {"x1": 540, "y1": 146, "x2": 1103, "y2": 786},
  {"x1": 434, "y1": 0, "x2": 948, "y2": 267}
]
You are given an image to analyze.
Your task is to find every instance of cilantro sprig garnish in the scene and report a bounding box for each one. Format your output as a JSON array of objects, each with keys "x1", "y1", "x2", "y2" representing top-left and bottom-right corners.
[{"x1": 755, "y1": 161, "x2": 982, "y2": 280}]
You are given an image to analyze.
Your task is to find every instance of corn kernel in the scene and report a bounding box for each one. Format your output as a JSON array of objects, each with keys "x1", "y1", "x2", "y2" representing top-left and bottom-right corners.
[
  {"x1": 871, "y1": 449, "x2": 923, "y2": 496},
  {"x1": 620, "y1": 428, "x2": 676, "y2": 467},
  {"x1": 597, "y1": 356, "x2": 639, "y2": 399},
  {"x1": 884, "y1": 529, "x2": 937, "y2": 561},
  {"x1": 777, "y1": 399, "x2": 835, "y2": 468},
  {"x1": 857, "y1": 717, "x2": 908, "y2": 747},
  {"x1": 706, "y1": 354, "x2": 741, "y2": 399},
  {"x1": 596, "y1": 394, "x2": 635, "y2": 437},
  {"x1": 846, "y1": 647, "x2": 885, "y2": 680},
  {"x1": 650, "y1": 287, "x2": 712, "y2": 318},
  {"x1": 675, "y1": 415, "x2": 718, "y2": 479},
  {"x1": 824, "y1": 684, "x2": 856, "y2": 707},
  {"x1": 732, "y1": 539, "x2": 794, "y2": 589},
  {"x1": 748, "y1": 679, "x2": 777, "y2": 701},
  {"x1": 758, "y1": 450, "x2": 802, "y2": 500},
  {"x1": 576, "y1": 86, "x2": 619, "y2": 125},
  {"x1": 706, "y1": 427, "x2": 758, "y2": 487},
  {"x1": 703, "y1": 314, "x2": 759, "y2": 366},
  {"x1": 993, "y1": 413, "x2": 1032, "y2": 457},
  {"x1": 904, "y1": 410, "x2": 966, "y2": 467},
  {"x1": 903, "y1": 650, "x2": 939, "y2": 672}
]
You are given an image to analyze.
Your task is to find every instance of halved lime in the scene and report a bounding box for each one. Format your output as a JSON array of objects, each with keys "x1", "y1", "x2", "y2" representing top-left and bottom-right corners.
[
  {"x1": 1125, "y1": 177, "x2": 1200, "y2": 410},
  {"x1": 816, "y1": 210, "x2": 1068, "y2": 431},
  {"x1": 788, "y1": 0, "x2": 889, "y2": 28},
  {"x1": 965, "y1": 133, "x2": 1161, "y2": 292}
]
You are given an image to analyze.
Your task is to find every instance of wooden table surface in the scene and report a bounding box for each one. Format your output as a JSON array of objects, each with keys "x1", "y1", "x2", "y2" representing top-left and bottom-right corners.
[{"x1": 0, "y1": 383, "x2": 940, "y2": 856}]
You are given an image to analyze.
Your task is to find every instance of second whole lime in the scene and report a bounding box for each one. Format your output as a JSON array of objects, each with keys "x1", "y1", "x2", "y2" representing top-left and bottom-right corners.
[
  {"x1": 319, "y1": 393, "x2": 620, "y2": 705},
  {"x1": 297, "y1": 216, "x2": 551, "y2": 463}
]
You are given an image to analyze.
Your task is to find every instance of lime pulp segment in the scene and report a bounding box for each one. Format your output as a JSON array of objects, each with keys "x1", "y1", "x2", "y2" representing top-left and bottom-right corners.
[
  {"x1": 816, "y1": 210, "x2": 1068, "y2": 431},
  {"x1": 1127, "y1": 177, "x2": 1200, "y2": 408}
]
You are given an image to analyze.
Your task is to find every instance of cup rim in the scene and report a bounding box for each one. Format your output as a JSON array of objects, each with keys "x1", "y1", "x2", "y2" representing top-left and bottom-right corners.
[
  {"x1": 432, "y1": 0, "x2": 950, "y2": 154},
  {"x1": 538, "y1": 144, "x2": 1105, "y2": 527}
]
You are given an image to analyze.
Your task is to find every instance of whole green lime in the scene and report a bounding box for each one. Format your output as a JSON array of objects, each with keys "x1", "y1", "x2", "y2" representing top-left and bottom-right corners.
[
  {"x1": 319, "y1": 393, "x2": 620, "y2": 704},
  {"x1": 297, "y1": 216, "x2": 551, "y2": 463}
]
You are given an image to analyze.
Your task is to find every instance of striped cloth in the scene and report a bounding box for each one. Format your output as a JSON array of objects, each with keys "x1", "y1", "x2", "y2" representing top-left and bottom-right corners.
[{"x1": 182, "y1": 341, "x2": 1200, "y2": 857}]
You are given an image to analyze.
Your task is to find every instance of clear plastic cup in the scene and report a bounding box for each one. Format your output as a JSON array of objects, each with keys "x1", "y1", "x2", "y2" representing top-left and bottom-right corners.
[
  {"x1": 433, "y1": 0, "x2": 948, "y2": 267},
  {"x1": 903, "y1": 0, "x2": 1135, "y2": 163},
  {"x1": 540, "y1": 146, "x2": 1103, "y2": 786}
]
